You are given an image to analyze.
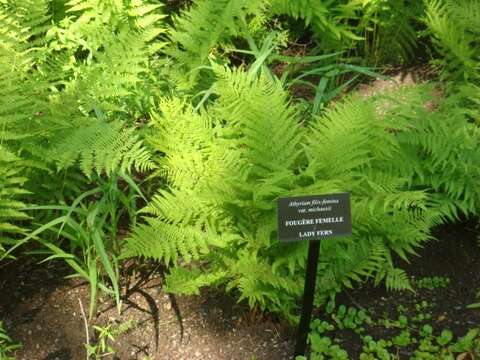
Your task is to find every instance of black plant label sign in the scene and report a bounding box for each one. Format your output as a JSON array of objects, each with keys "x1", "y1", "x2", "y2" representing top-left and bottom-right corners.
[{"x1": 277, "y1": 193, "x2": 352, "y2": 242}]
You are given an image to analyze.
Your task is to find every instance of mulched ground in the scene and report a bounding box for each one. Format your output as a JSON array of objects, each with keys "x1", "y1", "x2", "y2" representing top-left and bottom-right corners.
[
  {"x1": 0, "y1": 258, "x2": 294, "y2": 360},
  {"x1": 0, "y1": 220, "x2": 478, "y2": 359}
]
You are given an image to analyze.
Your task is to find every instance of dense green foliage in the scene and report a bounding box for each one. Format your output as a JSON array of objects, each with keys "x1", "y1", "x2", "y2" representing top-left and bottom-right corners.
[
  {"x1": 0, "y1": 0, "x2": 159, "y2": 178},
  {"x1": 0, "y1": 0, "x2": 479, "y2": 349}
]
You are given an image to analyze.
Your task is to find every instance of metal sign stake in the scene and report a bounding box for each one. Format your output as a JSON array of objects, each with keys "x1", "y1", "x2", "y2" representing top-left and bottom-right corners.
[{"x1": 293, "y1": 239, "x2": 320, "y2": 358}]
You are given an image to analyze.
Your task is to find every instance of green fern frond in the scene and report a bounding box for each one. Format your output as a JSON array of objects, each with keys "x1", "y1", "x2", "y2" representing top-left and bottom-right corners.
[
  {"x1": 123, "y1": 218, "x2": 236, "y2": 265},
  {"x1": 225, "y1": 250, "x2": 303, "y2": 315},
  {"x1": 212, "y1": 65, "x2": 302, "y2": 179},
  {"x1": 147, "y1": 99, "x2": 216, "y2": 189},
  {"x1": 318, "y1": 237, "x2": 384, "y2": 291},
  {"x1": 377, "y1": 267, "x2": 413, "y2": 292},
  {"x1": 271, "y1": 241, "x2": 308, "y2": 276},
  {"x1": 0, "y1": 0, "x2": 51, "y2": 48},
  {"x1": 50, "y1": 120, "x2": 155, "y2": 177}
]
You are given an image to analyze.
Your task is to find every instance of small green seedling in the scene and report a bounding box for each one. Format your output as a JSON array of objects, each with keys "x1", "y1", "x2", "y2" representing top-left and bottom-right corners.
[
  {"x1": 360, "y1": 336, "x2": 392, "y2": 360},
  {"x1": 86, "y1": 320, "x2": 136, "y2": 359},
  {"x1": 309, "y1": 334, "x2": 349, "y2": 360},
  {"x1": 436, "y1": 330, "x2": 453, "y2": 346}
]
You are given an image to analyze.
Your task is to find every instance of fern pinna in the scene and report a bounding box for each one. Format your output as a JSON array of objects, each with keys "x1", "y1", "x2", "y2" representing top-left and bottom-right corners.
[
  {"x1": 122, "y1": 67, "x2": 450, "y2": 320},
  {"x1": 0, "y1": 148, "x2": 29, "y2": 247}
]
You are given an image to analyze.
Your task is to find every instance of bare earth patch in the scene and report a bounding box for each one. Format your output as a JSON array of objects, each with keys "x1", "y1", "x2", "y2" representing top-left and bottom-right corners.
[{"x1": 0, "y1": 260, "x2": 294, "y2": 360}]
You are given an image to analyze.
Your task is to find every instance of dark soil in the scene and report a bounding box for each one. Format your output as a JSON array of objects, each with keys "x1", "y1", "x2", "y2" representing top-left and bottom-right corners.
[
  {"x1": 0, "y1": 221, "x2": 478, "y2": 359},
  {"x1": 0, "y1": 258, "x2": 294, "y2": 360}
]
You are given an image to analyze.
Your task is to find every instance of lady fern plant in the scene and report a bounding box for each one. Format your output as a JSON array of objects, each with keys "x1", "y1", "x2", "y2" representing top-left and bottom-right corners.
[
  {"x1": 124, "y1": 67, "x2": 306, "y2": 317},
  {"x1": 123, "y1": 67, "x2": 445, "y2": 320}
]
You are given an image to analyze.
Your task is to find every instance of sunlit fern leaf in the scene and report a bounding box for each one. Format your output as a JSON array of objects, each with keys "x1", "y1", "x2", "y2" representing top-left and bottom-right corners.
[
  {"x1": 212, "y1": 65, "x2": 303, "y2": 178},
  {"x1": 147, "y1": 99, "x2": 215, "y2": 189},
  {"x1": 49, "y1": 120, "x2": 155, "y2": 178},
  {"x1": 123, "y1": 218, "x2": 235, "y2": 265}
]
